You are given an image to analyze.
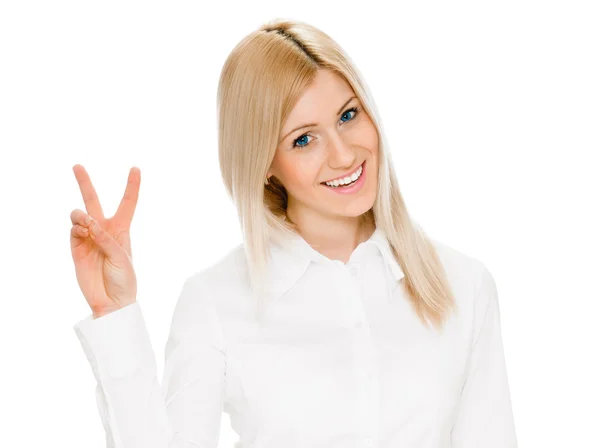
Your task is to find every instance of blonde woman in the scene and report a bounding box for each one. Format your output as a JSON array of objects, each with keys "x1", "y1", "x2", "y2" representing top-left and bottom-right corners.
[{"x1": 70, "y1": 19, "x2": 517, "y2": 448}]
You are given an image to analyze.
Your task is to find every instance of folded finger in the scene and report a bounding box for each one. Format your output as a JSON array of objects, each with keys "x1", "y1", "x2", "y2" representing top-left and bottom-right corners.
[
  {"x1": 70, "y1": 208, "x2": 92, "y2": 227},
  {"x1": 70, "y1": 224, "x2": 90, "y2": 238}
]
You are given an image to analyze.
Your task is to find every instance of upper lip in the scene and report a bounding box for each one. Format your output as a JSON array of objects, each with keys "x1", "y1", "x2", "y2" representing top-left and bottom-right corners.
[{"x1": 321, "y1": 161, "x2": 364, "y2": 183}]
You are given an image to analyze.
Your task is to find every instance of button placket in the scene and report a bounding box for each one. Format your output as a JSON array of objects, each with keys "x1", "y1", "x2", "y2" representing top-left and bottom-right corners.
[
  {"x1": 357, "y1": 358, "x2": 380, "y2": 446},
  {"x1": 341, "y1": 262, "x2": 366, "y2": 327},
  {"x1": 342, "y1": 249, "x2": 379, "y2": 446},
  {"x1": 349, "y1": 279, "x2": 378, "y2": 446}
]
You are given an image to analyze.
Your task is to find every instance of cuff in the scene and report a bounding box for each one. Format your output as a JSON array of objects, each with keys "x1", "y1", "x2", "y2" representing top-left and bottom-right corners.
[{"x1": 73, "y1": 301, "x2": 157, "y2": 381}]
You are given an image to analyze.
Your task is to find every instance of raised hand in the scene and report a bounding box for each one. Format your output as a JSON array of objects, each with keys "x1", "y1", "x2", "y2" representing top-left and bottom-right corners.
[{"x1": 70, "y1": 164, "x2": 141, "y2": 318}]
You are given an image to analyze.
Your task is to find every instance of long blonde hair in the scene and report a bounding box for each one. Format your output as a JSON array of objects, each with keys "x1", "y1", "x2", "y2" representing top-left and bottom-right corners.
[{"x1": 217, "y1": 18, "x2": 456, "y2": 330}]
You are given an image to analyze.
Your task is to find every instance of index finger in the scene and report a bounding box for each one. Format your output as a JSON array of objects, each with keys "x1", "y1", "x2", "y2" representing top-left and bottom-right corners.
[{"x1": 72, "y1": 164, "x2": 105, "y2": 220}]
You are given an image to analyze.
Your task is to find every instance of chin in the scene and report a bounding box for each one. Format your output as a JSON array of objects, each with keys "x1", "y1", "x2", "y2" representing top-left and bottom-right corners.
[{"x1": 328, "y1": 194, "x2": 376, "y2": 219}]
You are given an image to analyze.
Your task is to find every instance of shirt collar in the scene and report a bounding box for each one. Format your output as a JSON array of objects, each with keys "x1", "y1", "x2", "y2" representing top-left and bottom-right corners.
[{"x1": 265, "y1": 227, "x2": 405, "y2": 301}]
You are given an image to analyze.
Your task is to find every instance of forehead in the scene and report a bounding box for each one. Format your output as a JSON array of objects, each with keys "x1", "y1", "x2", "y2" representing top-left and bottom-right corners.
[{"x1": 285, "y1": 70, "x2": 355, "y2": 121}]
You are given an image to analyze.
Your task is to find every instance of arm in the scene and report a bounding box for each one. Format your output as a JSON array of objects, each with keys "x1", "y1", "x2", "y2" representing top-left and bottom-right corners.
[
  {"x1": 451, "y1": 265, "x2": 518, "y2": 447},
  {"x1": 73, "y1": 275, "x2": 226, "y2": 448}
]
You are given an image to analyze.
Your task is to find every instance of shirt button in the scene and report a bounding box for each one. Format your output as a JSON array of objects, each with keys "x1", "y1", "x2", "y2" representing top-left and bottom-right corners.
[
  {"x1": 349, "y1": 266, "x2": 358, "y2": 276},
  {"x1": 354, "y1": 321, "x2": 364, "y2": 330},
  {"x1": 364, "y1": 436, "x2": 373, "y2": 447}
]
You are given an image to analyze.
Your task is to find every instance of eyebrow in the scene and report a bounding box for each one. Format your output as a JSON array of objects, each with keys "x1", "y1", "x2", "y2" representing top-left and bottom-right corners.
[{"x1": 279, "y1": 96, "x2": 357, "y2": 143}]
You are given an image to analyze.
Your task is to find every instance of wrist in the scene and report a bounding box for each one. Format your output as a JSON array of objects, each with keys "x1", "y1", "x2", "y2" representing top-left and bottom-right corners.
[{"x1": 92, "y1": 305, "x2": 121, "y2": 319}]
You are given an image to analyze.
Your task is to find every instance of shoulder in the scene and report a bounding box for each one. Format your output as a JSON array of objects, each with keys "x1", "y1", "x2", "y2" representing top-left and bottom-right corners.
[
  {"x1": 168, "y1": 243, "x2": 250, "y2": 327},
  {"x1": 430, "y1": 238, "x2": 488, "y2": 285},
  {"x1": 188, "y1": 243, "x2": 249, "y2": 290},
  {"x1": 182, "y1": 243, "x2": 255, "y2": 315},
  {"x1": 428, "y1": 238, "x2": 494, "y2": 316},
  {"x1": 427, "y1": 238, "x2": 503, "y2": 343},
  {"x1": 166, "y1": 246, "x2": 248, "y2": 348}
]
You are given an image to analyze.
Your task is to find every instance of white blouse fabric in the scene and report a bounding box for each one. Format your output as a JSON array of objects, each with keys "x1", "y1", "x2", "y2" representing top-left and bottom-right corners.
[{"x1": 73, "y1": 227, "x2": 518, "y2": 448}]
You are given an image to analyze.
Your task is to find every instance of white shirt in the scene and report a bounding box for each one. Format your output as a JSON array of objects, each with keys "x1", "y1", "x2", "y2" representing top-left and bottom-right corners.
[{"x1": 73, "y1": 227, "x2": 518, "y2": 448}]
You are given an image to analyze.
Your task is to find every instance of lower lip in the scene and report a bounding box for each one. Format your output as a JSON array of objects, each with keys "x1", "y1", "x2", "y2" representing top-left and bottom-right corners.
[{"x1": 321, "y1": 161, "x2": 366, "y2": 194}]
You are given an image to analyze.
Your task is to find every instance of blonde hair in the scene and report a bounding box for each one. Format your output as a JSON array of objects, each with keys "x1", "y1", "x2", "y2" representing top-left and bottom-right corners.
[{"x1": 217, "y1": 18, "x2": 456, "y2": 330}]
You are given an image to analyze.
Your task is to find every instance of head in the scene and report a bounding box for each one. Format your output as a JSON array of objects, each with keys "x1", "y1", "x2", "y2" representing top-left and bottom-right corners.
[
  {"x1": 217, "y1": 19, "x2": 390, "y2": 242},
  {"x1": 217, "y1": 19, "x2": 456, "y2": 329},
  {"x1": 266, "y1": 68, "x2": 379, "y2": 230}
]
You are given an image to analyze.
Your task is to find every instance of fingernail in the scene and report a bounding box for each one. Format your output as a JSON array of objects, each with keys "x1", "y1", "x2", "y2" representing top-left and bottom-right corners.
[{"x1": 84, "y1": 215, "x2": 91, "y2": 225}]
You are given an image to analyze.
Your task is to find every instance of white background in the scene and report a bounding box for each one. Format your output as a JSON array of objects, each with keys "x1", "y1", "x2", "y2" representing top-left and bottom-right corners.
[{"x1": 1, "y1": 0, "x2": 598, "y2": 446}]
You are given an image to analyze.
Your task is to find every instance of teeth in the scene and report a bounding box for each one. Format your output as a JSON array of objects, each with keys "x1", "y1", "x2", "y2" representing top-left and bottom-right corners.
[{"x1": 325, "y1": 164, "x2": 362, "y2": 187}]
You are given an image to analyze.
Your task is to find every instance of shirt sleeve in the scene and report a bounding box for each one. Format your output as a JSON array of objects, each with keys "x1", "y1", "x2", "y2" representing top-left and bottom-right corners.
[
  {"x1": 451, "y1": 265, "x2": 518, "y2": 447},
  {"x1": 73, "y1": 274, "x2": 227, "y2": 448}
]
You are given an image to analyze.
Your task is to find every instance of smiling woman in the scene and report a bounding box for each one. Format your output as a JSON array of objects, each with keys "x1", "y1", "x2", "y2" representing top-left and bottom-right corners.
[
  {"x1": 217, "y1": 22, "x2": 457, "y2": 328},
  {"x1": 71, "y1": 16, "x2": 518, "y2": 448}
]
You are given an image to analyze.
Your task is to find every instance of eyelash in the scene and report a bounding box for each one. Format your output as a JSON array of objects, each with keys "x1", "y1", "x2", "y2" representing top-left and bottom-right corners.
[{"x1": 291, "y1": 106, "x2": 361, "y2": 149}]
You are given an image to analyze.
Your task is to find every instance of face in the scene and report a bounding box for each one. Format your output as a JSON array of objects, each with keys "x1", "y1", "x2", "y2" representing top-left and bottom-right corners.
[{"x1": 268, "y1": 69, "x2": 379, "y2": 225}]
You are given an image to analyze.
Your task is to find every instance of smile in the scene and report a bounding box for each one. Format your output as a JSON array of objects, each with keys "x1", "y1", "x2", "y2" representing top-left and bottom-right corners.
[
  {"x1": 322, "y1": 162, "x2": 364, "y2": 187},
  {"x1": 320, "y1": 161, "x2": 367, "y2": 194}
]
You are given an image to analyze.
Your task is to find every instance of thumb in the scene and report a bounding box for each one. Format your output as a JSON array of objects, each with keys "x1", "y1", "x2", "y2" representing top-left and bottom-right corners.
[{"x1": 89, "y1": 220, "x2": 126, "y2": 261}]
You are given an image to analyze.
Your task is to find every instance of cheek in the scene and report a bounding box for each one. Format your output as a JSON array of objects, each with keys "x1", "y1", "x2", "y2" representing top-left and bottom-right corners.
[
  {"x1": 363, "y1": 120, "x2": 380, "y2": 154},
  {"x1": 278, "y1": 157, "x2": 321, "y2": 190}
]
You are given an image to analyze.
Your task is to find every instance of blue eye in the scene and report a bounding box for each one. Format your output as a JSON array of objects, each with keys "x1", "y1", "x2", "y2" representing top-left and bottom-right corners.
[
  {"x1": 291, "y1": 106, "x2": 360, "y2": 149},
  {"x1": 340, "y1": 107, "x2": 357, "y2": 123},
  {"x1": 294, "y1": 135, "x2": 310, "y2": 147}
]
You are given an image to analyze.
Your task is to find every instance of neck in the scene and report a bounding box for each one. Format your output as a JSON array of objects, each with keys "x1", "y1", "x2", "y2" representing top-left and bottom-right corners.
[{"x1": 286, "y1": 206, "x2": 375, "y2": 264}]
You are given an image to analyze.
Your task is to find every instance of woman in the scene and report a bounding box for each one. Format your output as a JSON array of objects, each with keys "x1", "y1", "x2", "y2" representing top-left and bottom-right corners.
[{"x1": 70, "y1": 19, "x2": 517, "y2": 448}]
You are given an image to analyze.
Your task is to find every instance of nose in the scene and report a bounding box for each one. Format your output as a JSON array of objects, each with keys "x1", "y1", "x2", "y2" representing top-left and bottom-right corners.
[{"x1": 326, "y1": 131, "x2": 356, "y2": 168}]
